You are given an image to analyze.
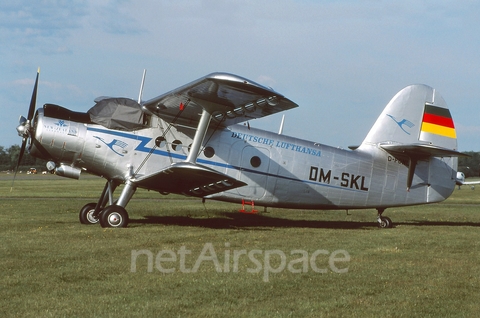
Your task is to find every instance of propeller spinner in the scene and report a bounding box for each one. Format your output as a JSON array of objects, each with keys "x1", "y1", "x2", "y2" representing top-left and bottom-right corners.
[{"x1": 12, "y1": 68, "x2": 40, "y2": 187}]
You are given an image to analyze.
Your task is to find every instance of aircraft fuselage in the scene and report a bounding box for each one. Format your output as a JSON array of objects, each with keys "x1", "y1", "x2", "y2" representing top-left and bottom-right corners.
[{"x1": 30, "y1": 108, "x2": 456, "y2": 211}]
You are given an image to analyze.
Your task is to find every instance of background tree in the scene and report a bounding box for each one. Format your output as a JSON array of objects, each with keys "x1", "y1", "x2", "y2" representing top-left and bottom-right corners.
[
  {"x1": 0, "y1": 146, "x2": 9, "y2": 167},
  {"x1": 0, "y1": 144, "x2": 47, "y2": 171},
  {"x1": 458, "y1": 151, "x2": 480, "y2": 178}
]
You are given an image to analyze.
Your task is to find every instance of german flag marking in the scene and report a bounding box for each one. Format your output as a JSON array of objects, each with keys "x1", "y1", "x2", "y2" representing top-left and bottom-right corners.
[
  {"x1": 420, "y1": 104, "x2": 456, "y2": 138},
  {"x1": 422, "y1": 113, "x2": 454, "y2": 128},
  {"x1": 421, "y1": 122, "x2": 456, "y2": 138}
]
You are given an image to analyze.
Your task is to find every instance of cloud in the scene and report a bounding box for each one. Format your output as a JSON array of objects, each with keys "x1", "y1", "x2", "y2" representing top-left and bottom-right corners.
[
  {"x1": 1, "y1": 1, "x2": 480, "y2": 150},
  {"x1": 84, "y1": 0, "x2": 146, "y2": 35},
  {"x1": 255, "y1": 75, "x2": 277, "y2": 89},
  {"x1": 0, "y1": 1, "x2": 87, "y2": 54}
]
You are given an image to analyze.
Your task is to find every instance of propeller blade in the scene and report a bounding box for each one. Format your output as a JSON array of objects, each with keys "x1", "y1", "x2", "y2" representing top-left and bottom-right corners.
[
  {"x1": 27, "y1": 68, "x2": 40, "y2": 121},
  {"x1": 11, "y1": 139, "x2": 27, "y2": 191},
  {"x1": 19, "y1": 116, "x2": 27, "y2": 125},
  {"x1": 11, "y1": 68, "x2": 40, "y2": 191}
]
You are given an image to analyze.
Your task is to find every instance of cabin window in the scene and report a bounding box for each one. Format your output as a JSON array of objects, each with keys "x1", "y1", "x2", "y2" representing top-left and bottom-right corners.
[
  {"x1": 250, "y1": 156, "x2": 261, "y2": 168},
  {"x1": 155, "y1": 136, "x2": 166, "y2": 147},
  {"x1": 204, "y1": 146, "x2": 215, "y2": 158},
  {"x1": 172, "y1": 140, "x2": 182, "y2": 151}
]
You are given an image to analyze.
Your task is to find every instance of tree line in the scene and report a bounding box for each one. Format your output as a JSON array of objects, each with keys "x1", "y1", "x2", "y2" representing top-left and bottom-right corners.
[
  {"x1": 457, "y1": 151, "x2": 480, "y2": 178},
  {"x1": 0, "y1": 145, "x2": 48, "y2": 172},
  {"x1": 1, "y1": 144, "x2": 479, "y2": 177}
]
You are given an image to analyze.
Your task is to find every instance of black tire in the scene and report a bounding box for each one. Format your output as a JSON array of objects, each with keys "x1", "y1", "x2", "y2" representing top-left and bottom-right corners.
[
  {"x1": 99, "y1": 205, "x2": 129, "y2": 228},
  {"x1": 379, "y1": 216, "x2": 393, "y2": 228},
  {"x1": 79, "y1": 202, "x2": 99, "y2": 225}
]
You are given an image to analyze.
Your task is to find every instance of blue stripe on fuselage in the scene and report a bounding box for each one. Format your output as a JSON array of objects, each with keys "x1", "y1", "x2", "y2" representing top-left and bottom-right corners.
[{"x1": 86, "y1": 127, "x2": 365, "y2": 193}]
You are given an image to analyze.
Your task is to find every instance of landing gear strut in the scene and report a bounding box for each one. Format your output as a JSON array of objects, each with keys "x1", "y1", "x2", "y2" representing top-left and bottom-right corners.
[
  {"x1": 78, "y1": 179, "x2": 136, "y2": 228},
  {"x1": 377, "y1": 208, "x2": 393, "y2": 228}
]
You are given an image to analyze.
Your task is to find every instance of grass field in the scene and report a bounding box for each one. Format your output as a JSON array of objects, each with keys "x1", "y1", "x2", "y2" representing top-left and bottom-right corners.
[{"x1": 2, "y1": 174, "x2": 480, "y2": 317}]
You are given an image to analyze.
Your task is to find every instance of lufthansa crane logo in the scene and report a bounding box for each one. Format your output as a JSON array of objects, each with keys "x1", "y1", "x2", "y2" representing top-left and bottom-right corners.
[
  {"x1": 94, "y1": 136, "x2": 128, "y2": 156},
  {"x1": 386, "y1": 114, "x2": 414, "y2": 135}
]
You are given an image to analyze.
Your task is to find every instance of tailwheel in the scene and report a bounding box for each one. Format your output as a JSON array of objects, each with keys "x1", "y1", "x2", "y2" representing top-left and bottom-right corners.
[
  {"x1": 99, "y1": 205, "x2": 129, "y2": 228},
  {"x1": 79, "y1": 202, "x2": 99, "y2": 225},
  {"x1": 378, "y1": 216, "x2": 393, "y2": 228},
  {"x1": 377, "y1": 208, "x2": 393, "y2": 228}
]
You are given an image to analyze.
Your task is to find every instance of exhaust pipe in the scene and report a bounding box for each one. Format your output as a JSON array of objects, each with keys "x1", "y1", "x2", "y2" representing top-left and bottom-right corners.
[{"x1": 47, "y1": 161, "x2": 82, "y2": 180}]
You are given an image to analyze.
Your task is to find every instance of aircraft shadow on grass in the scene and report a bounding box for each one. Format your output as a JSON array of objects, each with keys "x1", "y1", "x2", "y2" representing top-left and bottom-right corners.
[
  {"x1": 395, "y1": 220, "x2": 480, "y2": 227},
  {"x1": 129, "y1": 212, "x2": 480, "y2": 229},
  {"x1": 130, "y1": 212, "x2": 373, "y2": 230}
]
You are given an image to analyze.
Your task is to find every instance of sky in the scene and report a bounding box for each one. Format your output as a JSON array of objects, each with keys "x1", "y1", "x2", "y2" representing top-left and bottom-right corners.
[{"x1": 1, "y1": 0, "x2": 480, "y2": 151}]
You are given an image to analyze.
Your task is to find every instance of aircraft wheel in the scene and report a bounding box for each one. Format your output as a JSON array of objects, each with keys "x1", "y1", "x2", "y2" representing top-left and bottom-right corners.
[
  {"x1": 378, "y1": 216, "x2": 393, "y2": 228},
  {"x1": 99, "y1": 205, "x2": 129, "y2": 228},
  {"x1": 79, "y1": 202, "x2": 99, "y2": 225}
]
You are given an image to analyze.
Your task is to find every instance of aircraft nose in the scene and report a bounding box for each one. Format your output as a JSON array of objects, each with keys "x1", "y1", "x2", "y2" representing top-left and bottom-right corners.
[{"x1": 16, "y1": 123, "x2": 27, "y2": 137}]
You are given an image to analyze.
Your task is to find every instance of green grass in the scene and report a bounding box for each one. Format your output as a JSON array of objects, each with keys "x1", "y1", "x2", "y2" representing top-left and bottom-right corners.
[{"x1": 2, "y1": 174, "x2": 480, "y2": 317}]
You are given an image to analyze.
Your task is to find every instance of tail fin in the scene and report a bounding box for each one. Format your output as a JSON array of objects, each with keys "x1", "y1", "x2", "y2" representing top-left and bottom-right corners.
[
  {"x1": 360, "y1": 84, "x2": 465, "y2": 191},
  {"x1": 361, "y1": 84, "x2": 458, "y2": 151}
]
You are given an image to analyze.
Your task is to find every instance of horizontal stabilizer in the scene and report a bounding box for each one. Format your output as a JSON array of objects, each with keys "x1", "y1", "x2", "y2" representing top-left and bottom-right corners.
[
  {"x1": 381, "y1": 143, "x2": 468, "y2": 191},
  {"x1": 381, "y1": 143, "x2": 469, "y2": 160},
  {"x1": 133, "y1": 162, "x2": 247, "y2": 197}
]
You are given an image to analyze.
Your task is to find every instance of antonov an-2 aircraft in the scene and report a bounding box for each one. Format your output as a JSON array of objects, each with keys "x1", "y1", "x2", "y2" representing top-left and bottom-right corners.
[{"x1": 15, "y1": 69, "x2": 465, "y2": 228}]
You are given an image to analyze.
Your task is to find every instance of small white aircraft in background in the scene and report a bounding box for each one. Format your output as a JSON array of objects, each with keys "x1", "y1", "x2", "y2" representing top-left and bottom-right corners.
[
  {"x1": 455, "y1": 171, "x2": 480, "y2": 189},
  {"x1": 15, "y1": 69, "x2": 467, "y2": 228}
]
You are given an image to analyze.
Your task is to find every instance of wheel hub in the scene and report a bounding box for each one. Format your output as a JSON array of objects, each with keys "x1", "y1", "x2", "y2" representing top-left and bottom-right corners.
[
  {"x1": 108, "y1": 212, "x2": 122, "y2": 226},
  {"x1": 86, "y1": 210, "x2": 99, "y2": 224}
]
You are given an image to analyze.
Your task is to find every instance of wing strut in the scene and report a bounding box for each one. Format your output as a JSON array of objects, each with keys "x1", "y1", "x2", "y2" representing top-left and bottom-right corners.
[
  {"x1": 137, "y1": 69, "x2": 146, "y2": 104},
  {"x1": 406, "y1": 158, "x2": 417, "y2": 192},
  {"x1": 186, "y1": 109, "x2": 212, "y2": 163}
]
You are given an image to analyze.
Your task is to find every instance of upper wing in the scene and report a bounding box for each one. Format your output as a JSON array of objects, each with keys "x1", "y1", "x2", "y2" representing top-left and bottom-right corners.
[
  {"x1": 457, "y1": 180, "x2": 480, "y2": 186},
  {"x1": 142, "y1": 73, "x2": 298, "y2": 128}
]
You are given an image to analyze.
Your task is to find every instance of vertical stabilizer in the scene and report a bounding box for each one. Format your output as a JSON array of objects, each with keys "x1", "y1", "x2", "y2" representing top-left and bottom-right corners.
[
  {"x1": 359, "y1": 84, "x2": 463, "y2": 193},
  {"x1": 361, "y1": 84, "x2": 458, "y2": 152}
]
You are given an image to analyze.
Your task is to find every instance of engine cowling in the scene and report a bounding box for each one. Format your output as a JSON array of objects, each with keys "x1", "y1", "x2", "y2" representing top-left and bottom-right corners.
[{"x1": 29, "y1": 107, "x2": 87, "y2": 163}]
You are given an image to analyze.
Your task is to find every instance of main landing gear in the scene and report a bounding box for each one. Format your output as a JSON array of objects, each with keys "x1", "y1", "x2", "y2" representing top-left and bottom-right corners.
[
  {"x1": 78, "y1": 179, "x2": 136, "y2": 228},
  {"x1": 377, "y1": 208, "x2": 393, "y2": 228}
]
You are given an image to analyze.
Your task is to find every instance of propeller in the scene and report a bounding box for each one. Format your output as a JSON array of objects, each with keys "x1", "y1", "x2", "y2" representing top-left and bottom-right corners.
[{"x1": 11, "y1": 68, "x2": 40, "y2": 190}]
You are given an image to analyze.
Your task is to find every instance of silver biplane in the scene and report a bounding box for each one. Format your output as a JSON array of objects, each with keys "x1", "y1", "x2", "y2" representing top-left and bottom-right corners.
[{"x1": 15, "y1": 69, "x2": 465, "y2": 228}]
